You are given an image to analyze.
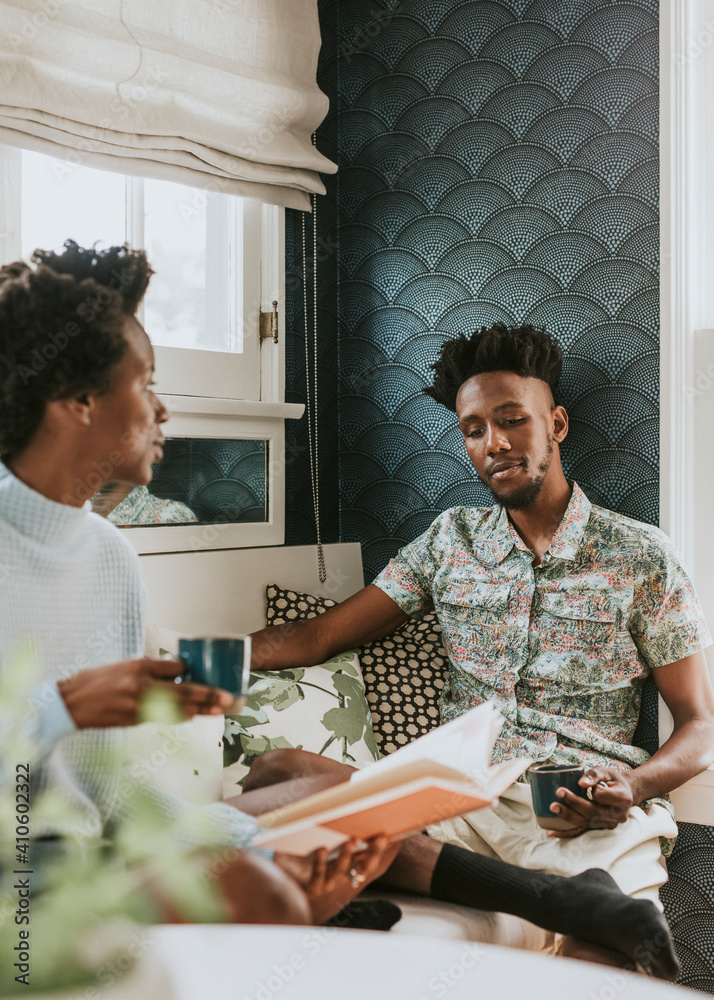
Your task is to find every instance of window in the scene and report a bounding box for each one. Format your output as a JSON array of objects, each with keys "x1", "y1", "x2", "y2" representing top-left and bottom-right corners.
[
  {"x1": 0, "y1": 143, "x2": 299, "y2": 550},
  {"x1": 5, "y1": 145, "x2": 277, "y2": 399}
]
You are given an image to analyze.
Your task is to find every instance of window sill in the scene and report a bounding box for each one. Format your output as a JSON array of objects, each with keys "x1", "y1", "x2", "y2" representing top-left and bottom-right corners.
[{"x1": 160, "y1": 396, "x2": 305, "y2": 420}]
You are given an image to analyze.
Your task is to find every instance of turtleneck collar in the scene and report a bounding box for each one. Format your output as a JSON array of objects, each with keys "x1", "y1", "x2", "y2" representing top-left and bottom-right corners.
[{"x1": 0, "y1": 463, "x2": 92, "y2": 548}]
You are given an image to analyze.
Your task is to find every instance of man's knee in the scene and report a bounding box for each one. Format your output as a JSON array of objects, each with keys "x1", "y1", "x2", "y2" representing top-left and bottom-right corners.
[
  {"x1": 244, "y1": 748, "x2": 351, "y2": 791},
  {"x1": 216, "y1": 851, "x2": 311, "y2": 925},
  {"x1": 244, "y1": 749, "x2": 308, "y2": 790}
]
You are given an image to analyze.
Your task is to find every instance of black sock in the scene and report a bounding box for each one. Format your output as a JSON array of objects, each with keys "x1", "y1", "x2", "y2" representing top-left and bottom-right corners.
[
  {"x1": 324, "y1": 899, "x2": 402, "y2": 931},
  {"x1": 430, "y1": 844, "x2": 679, "y2": 980}
]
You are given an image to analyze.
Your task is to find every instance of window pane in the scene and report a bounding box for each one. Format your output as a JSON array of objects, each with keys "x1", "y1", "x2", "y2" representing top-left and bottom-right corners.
[
  {"x1": 93, "y1": 439, "x2": 268, "y2": 526},
  {"x1": 15, "y1": 149, "x2": 252, "y2": 365},
  {"x1": 144, "y1": 181, "x2": 241, "y2": 354},
  {"x1": 21, "y1": 150, "x2": 125, "y2": 258}
]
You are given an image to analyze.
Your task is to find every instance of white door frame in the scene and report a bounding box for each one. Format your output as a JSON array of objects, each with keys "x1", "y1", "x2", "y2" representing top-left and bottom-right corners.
[{"x1": 660, "y1": 0, "x2": 714, "y2": 735}]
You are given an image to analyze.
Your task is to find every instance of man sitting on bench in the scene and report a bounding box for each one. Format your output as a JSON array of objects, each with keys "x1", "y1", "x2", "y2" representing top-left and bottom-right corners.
[{"x1": 247, "y1": 324, "x2": 714, "y2": 975}]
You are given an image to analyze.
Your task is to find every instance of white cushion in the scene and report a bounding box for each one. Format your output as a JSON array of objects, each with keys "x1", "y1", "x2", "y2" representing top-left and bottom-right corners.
[
  {"x1": 362, "y1": 890, "x2": 551, "y2": 949},
  {"x1": 223, "y1": 650, "x2": 380, "y2": 798}
]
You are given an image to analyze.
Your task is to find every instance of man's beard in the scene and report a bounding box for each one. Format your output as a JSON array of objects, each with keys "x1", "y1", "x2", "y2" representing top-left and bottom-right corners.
[{"x1": 495, "y1": 440, "x2": 553, "y2": 511}]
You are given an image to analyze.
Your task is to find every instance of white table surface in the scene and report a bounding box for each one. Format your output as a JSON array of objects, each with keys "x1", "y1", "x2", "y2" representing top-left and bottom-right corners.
[{"x1": 151, "y1": 925, "x2": 689, "y2": 1000}]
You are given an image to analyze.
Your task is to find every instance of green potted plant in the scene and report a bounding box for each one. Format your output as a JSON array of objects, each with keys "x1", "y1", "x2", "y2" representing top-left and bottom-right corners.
[{"x1": 0, "y1": 646, "x2": 227, "y2": 999}]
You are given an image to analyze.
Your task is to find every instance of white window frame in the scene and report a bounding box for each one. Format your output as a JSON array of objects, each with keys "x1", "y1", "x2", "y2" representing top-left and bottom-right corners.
[
  {"x1": 0, "y1": 147, "x2": 303, "y2": 551},
  {"x1": 127, "y1": 396, "x2": 303, "y2": 555},
  {"x1": 660, "y1": 0, "x2": 714, "y2": 730},
  {"x1": 660, "y1": 1, "x2": 714, "y2": 617},
  {"x1": 137, "y1": 200, "x2": 301, "y2": 553},
  {"x1": 134, "y1": 184, "x2": 262, "y2": 402}
]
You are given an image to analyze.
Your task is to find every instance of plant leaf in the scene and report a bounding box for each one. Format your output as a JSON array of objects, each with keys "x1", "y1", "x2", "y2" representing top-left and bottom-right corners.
[
  {"x1": 235, "y1": 733, "x2": 297, "y2": 772},
  {"x1": 317, "y1": 651, "x2": 359, "y2": 675},
  {"x1": 319, "y1": 670, "x2": 374, "y2": 746},
  {"x1": 246, "y1": 674, "x2": 303, "y2": 709},
  {"x1": 253, "y1": 667, "x2": 305, "y2": 684},
  {"x1": 272, "y1": 682, "x2": 304, "y2": 712},
  {"x1": 320, "y1": 705, "x2": 366, "y2": 745}
]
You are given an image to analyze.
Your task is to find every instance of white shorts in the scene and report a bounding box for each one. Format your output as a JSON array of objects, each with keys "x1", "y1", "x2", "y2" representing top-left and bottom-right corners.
[{"x1": 427, "y1": 782, "x2": 678, "y2": 906}]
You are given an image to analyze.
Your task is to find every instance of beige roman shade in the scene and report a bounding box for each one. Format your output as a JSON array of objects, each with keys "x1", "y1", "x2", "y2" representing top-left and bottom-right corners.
[{"x1": 0, "y1": 0, "x2": 335, "y2": 209}]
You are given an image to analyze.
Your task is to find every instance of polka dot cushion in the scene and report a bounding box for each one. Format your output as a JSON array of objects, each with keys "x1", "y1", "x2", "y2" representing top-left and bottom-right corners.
[
  {"x1": 359, "y1": 616, "x2": 448, "y2": 754},
  {"x1": 265, "y1": 585, "x2": 336, "y2": 623},
  {"x1": 265, "y1": 585, "x2": 449, "y2": 755}
]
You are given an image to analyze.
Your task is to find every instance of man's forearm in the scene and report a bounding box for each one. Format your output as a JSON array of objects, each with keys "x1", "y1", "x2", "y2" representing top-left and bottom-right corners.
[
  {"x1": 248, "y1": 585, "x2": 410, "y2": 671},
  {"x1": 249, "y1": 620, "x2": 330, "y2": 671},
  {"x1": 626, "y1": 717, "x2": 714, "y2": 803}
]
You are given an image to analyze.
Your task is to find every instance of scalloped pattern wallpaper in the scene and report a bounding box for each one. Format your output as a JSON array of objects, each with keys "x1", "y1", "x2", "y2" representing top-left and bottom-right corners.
[
  {"x1": 286, "y1": 0, "x2": 660, "y2": 586},
  {"x1": 151, "y1": 439, "x2": 266, "y2": 523},
  {"x1": 283, "y1": 1, "x2": 714, "y2": 990}
]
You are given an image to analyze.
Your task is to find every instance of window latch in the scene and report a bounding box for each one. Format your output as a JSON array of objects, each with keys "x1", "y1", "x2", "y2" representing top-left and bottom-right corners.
[{"x1": 260, "y1": 300, "x2": 279, "y2": 344}]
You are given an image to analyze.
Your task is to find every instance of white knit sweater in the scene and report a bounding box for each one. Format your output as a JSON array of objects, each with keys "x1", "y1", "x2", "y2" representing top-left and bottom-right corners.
[{"x1": 0, "y1": 464, "x2": 257, "y2": 848}]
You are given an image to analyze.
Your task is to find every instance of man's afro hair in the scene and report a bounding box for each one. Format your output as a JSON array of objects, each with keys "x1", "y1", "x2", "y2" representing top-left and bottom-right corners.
[{"x1": 425, "y1": 323, "x2": 563, "y2": 412}]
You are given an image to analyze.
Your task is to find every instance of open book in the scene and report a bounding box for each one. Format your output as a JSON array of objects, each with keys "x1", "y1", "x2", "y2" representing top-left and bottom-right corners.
[{"x1": 252, "y1": 702, "x2": 531, "y2": 855}]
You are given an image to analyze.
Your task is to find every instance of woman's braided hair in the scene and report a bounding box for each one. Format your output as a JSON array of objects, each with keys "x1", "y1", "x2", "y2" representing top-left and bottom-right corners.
[
  {"x1": 0, "y1": 240, "x2": 152, "y2": 460},
  {"x1": 425, "y1": 323, "x2": 563, "y2": 412}
]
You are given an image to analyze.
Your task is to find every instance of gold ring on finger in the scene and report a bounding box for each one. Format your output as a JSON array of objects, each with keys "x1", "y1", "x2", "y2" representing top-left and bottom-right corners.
[
  {"x1": 586, "y1": 780, "x2": 608, "y2": 801},
  {"x1": 349, "y1": 868, "x2": 366, "y2": 889}
]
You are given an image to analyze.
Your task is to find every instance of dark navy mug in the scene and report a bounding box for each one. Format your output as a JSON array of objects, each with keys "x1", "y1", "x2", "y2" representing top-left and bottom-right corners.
[
  {"x1": 178, "y1": 637, "x2": 252, "y2": 710},
  {"x1": 528, "y1": 763, "x2": 589, "y2": 830}
]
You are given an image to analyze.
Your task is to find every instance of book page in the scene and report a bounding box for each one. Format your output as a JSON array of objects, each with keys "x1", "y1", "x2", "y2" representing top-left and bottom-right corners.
[
  {"x1": 481, "y1": 756, "x2": 532, "y2": 798},
  {"x1": 351, "y1": 700, "x2": 504, "y2": 787},
  {"x1": 256, "y1": 825, "x2": 351, "y2": 855},
  {"x1": 257, "y1": 702, "x2": 501, "y2": 829}
]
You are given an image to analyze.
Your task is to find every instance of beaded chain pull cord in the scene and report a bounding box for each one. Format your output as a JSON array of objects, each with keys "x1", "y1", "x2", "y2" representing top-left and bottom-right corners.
[{"x1": 302, "y1": 133, "x2": 326, "y2": 582}]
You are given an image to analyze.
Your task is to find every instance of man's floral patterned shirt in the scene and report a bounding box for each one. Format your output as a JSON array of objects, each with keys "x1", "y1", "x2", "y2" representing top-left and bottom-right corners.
[{"x1": 373, "y1": 483, "x2": 711, "y2": 773}]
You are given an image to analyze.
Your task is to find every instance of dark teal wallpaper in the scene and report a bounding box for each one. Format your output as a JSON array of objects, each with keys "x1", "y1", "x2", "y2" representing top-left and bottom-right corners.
[
  {"x1": 287, "y1": 0, "x2": 660, "y2": 587},
  {"x1": 283, "y1": 5, "x2": 714, "y2": 988}
]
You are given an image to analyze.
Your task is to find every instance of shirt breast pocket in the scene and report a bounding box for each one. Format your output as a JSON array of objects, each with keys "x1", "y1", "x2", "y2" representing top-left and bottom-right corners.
[
  {"x1": 438, "y1": 582, "x2": 510, "y2": 628},
  {"x1": 538, "y1": 590, "x2": 632, "y2": 657}
]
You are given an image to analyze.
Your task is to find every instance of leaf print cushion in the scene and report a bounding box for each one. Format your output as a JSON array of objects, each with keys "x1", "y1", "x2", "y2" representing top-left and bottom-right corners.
[
  {"x1": 144, "y1": 619, "x2": 380, "y2": 797},
  {"x1": 222, "y1": 649, "x2": 380, "y2": 796},
  {"x1": 262, "y1": 585, "x2": 449, "y2": 757}
]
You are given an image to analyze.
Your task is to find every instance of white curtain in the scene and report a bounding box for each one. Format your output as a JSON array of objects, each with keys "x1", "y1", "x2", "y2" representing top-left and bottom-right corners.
[{"x1": 0, "y1": 0, "x2": 336, "y2": 210}]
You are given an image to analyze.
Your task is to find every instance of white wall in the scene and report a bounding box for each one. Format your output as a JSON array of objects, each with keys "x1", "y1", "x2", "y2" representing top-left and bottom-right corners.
[{"x1": 139, "y1": 542, "x2": 365, "y2": 636}]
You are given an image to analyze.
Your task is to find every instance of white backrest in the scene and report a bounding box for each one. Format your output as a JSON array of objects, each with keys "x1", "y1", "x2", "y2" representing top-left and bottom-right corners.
[
  {"x1": 138, "y1": 542, "x2": 366, "y2": 806},
  {"x1": 139, "y1": 542, "x2": 365, "y2": 636}
]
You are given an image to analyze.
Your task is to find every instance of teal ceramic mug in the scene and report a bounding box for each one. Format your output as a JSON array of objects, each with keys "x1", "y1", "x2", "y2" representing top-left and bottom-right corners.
[
  {"x1": 178, "y1": 637, "x2": 252, "y2": 711},
  {"x1": 528, "y1": 763, "x2": 590, "y2": 830}
]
